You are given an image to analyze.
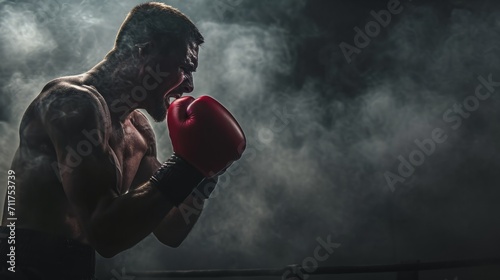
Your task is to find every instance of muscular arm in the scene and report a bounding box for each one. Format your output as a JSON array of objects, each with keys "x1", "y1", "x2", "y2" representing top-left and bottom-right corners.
[
  {"x1": 42, "y1": 87, "x2": 174, "y2": 258},
  {"x1": 130, "y1": 111, "x2": 207, "y2": 247},
  {"x1": 154, "y1": 190, "x2": 207, "y2": 247}
]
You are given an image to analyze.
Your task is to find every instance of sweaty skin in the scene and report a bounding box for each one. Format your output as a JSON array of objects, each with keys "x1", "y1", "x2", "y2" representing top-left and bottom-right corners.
[{"x1": 1, "y1": 41, "x2": 206, "y2": 257}]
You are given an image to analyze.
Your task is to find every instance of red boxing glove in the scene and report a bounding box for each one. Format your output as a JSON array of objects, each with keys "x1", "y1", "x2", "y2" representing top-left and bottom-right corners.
[{"x1": 167, "y1": 95, "x2": 246, "y2": 177}]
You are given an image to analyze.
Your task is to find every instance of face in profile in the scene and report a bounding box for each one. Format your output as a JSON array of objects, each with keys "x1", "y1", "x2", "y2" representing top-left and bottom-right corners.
[{"x1": 142, "y1": 40, "x2": 199, "y2": 122}]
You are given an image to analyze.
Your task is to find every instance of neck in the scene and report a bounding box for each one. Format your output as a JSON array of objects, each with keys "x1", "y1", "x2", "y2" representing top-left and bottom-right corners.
[{"x1": 85, "y1": 50, "x2": 141, "y2": 123}]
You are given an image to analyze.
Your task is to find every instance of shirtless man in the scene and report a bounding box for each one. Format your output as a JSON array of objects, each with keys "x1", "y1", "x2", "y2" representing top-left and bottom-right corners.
[{"x1": 0, "y1": 3, "x2": 245, "y2": 279}]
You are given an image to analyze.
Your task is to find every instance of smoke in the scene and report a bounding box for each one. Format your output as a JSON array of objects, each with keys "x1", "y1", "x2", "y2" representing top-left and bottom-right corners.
[
  {"x1": 0, "y1": 6, "x2": 57, "y2": 57},
  {"x1": 1, "y1": 0, "x2": 500, "y2": 279}
]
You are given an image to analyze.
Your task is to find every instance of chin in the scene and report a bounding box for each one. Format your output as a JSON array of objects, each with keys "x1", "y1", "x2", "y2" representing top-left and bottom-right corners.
[{"x1": 146, "y1": 102, "x2": 167, "y2": 122}]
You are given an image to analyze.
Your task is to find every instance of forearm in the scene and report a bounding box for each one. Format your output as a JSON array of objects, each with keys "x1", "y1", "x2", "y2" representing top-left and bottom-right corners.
[
  {"x1": 154, "y1": 194, "x2": 206, "y2": 247},
  {"x1": 154, "y1": 176, "x2": 218, "y2": 246},
  {"x1": 89, "y1": 181, "x2": 173, "y2": 257}
]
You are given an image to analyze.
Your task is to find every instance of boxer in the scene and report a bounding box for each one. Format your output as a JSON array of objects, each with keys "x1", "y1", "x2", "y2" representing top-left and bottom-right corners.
[{"x1": 0, "y1": 2, "x2": 245, "y2": 279}]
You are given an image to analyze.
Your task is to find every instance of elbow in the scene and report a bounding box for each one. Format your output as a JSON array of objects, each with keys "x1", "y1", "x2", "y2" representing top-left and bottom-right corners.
[
  {"x1": 92, "y1": 238, "x2": 125, "y2": 258},
  {"x1": 95, "y1": 247, "x2": 119, "y2": 258},
  {"x1": 86, "y1": 216, "x2": 135, "y2": 258},
  {"x1": 88, "y1": 228, "x2": 128, "y2": 258},
  {"x1": 160, "y1": 237, "x2": 184, "y2": 248},
  {"x1": 155, "y1": 233, "x2": 185, "y2": 248},
  {"x1": 164, "y1": 239, "x2": 183, "y2": 248}
]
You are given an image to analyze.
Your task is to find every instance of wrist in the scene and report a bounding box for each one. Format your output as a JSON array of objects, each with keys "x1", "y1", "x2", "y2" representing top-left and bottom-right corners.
[{"x1": 150, "y1": 154, "x2": 204, "y2": 206}]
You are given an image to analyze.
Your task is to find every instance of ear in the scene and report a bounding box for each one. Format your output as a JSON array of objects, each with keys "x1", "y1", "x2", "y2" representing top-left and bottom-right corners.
[
  {"x1": 135, "y1": 42, "x2": 153, "y2": 59},
  {"x1": 135, "y1": 42, "x2": 154, "y2": 78}
]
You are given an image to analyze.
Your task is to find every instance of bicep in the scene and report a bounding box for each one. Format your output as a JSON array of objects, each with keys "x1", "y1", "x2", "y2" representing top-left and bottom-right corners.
[{"x1": 42, "y1": 90, "x2": 119, "y2": 222}]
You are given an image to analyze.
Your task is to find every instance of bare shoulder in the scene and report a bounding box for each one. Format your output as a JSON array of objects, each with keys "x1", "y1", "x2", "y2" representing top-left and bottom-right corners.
[
  {"x1": 39, "y1": 77, "x2": 107, "y2": 112},
  {"x1": 37, "y1": 77, "x2": 111, "y2": 140}
]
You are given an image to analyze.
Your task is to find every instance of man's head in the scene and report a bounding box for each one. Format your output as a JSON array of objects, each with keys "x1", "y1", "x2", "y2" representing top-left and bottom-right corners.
[{"x1": 112, "y1": 2, "x2": 203, "y2": 122}]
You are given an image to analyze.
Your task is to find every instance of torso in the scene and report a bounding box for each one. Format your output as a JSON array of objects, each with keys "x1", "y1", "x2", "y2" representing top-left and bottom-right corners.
[{"x1": 1, "y1": 76, "x2": 157, "y2": 243}]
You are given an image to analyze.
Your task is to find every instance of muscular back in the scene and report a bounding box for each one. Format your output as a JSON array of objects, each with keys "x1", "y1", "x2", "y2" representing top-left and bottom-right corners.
[{"x1": 1, "y1": 75, "x2": 159, "y2": 243}]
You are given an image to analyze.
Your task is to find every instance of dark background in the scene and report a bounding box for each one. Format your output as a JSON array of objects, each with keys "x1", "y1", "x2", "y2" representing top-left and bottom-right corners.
[{"x1": 1, "y1": 0, "x2": 500, "y2": 279}]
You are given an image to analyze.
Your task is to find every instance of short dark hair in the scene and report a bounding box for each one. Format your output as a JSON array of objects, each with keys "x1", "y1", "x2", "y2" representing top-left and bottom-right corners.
[{"x1": 114, "y1": 2, "x2": 204, "y2": 52}]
